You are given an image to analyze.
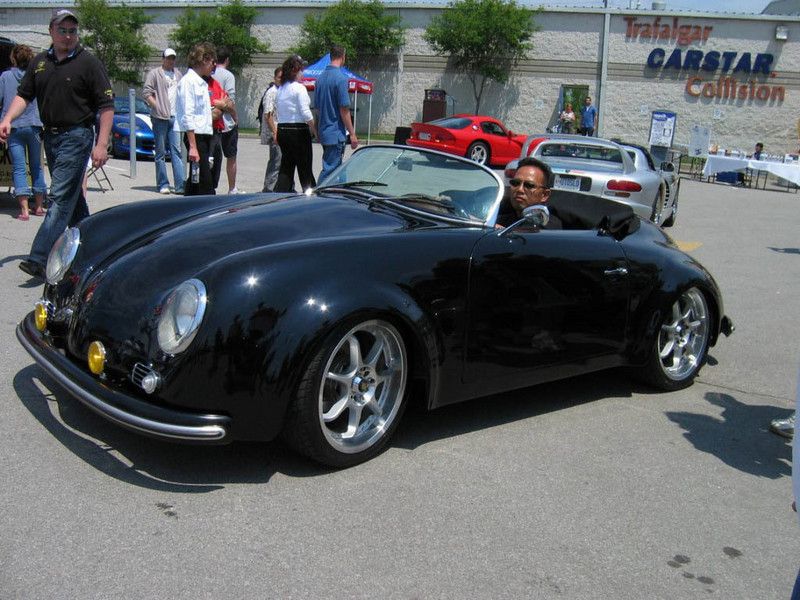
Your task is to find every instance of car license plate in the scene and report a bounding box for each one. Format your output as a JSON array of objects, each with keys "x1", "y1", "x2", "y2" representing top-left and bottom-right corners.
[
  {"x1": 555, "y1": 175, "x2": 580, "y2": 190},
  {"x1": 418, "y1": 132, "x2": 431, "y2": 141}
]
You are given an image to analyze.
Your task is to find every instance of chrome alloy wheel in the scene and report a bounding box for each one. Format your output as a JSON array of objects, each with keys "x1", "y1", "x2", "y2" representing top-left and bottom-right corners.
[
  {"x1": 468, "y1": 142, "x2": 489, "y2": 165},
  {"x1": 657, "y1": 288, "x2": 710, "y2": 381},
  {"x1": 317, "y1": 320, "x2": 407, "y2": 454}
]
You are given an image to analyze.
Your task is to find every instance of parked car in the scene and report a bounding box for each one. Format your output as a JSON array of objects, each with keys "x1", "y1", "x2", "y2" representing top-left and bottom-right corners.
[
  {"x1": 618, "y1": 141, "x2": 680, "y2": 227},
  {"x1": 504, "y1": 135, "x2": 667, "y2": 223},
  {"x1": 109, "y1": 97, "x2": 162, "y2": 160},
  {"x1": 407, "y1": 114, "x2": 527, "y2": 167},
  {"x1": 17, "y1": 144, "x2": 733, "y2": 468}
]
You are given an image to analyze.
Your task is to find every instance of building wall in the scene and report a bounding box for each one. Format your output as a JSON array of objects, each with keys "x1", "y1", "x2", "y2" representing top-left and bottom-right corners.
[{"x1": 2, "y1": 6, "x2": 799, "y2": 152}]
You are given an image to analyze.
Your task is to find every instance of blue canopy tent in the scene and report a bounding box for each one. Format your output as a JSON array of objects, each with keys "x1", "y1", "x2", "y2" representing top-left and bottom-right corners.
[{"x1": 302, "y1": 53, "x2": 374, "y2": 143}]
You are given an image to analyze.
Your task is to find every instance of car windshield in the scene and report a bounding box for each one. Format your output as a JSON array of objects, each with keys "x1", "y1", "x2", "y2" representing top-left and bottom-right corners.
[
  {"x1": 540, "y1": 143, "x2": 623, "y2": 163},
  {"x1": 317, "y1": 146, "x2": 502, "y2": 222},
  {"x1": 114, "y1": 97, "x2": 150, "y2": 115},
  {"x1": 427, "y1": 117, "x2": 473, "y2": 130}
]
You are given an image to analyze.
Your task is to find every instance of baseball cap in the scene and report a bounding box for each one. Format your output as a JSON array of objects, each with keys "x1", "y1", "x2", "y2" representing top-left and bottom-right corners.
[
  {"x1": 163, "y1": 48, "x2": 177, "y2": 58},
  {"x1": 51, "y1": 8, "x2": 79, "y2": 25}
]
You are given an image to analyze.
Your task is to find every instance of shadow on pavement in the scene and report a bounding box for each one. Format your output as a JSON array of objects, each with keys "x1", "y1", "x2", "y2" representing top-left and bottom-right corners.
[
  {"x1": 13, "y1": 363, "x2": 651, "y2": 491},
  {"x1": 665, "y1": 391, "x2": 792, "y2": 479}
]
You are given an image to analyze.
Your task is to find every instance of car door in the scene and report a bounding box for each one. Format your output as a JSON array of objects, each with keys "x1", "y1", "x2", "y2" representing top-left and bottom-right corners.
[
  {"x1": 480, "y1": 121, "x2": 518, "y2": 164},
  {"x1": 463, "y1": 226, "x2": 630, "y2": 392}
]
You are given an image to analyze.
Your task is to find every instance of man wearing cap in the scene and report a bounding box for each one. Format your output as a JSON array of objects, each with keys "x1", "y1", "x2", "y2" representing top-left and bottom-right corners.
[
  {"x1": 143, "y1": 48, "x2": 185, "y2": 195},
  {"x1": 0, "y1": 8, "x2": 114, "y2": 281}
]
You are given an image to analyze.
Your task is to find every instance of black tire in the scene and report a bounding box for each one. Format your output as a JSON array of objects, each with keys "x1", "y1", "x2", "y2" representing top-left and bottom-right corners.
[
  {"x1": 637, "y1": 287, "x2": 712, "y2": 391},
  {"x1": 662, "y1": 179, "x2": 680, "y2": 227},
  {"x1": 467, "y1": 141, "x2": 490, "y2": 166},
  {"x1": 282, "y1": 318, "x2": 409, "y2": 467},
  {"x1": 650, "y1": 188, "x2": 664, "y2": 225}
]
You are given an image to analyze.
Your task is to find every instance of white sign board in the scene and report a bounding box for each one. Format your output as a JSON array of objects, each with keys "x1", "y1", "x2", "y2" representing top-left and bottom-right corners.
[
  {"x1": 689, "y1": 124, "x2": 712, "y2": 157},
  {"x1": 649, "y1": 110, "x2": 677, "y2": 147}
]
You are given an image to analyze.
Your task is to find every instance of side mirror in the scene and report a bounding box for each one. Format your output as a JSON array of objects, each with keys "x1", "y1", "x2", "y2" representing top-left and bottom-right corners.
[
  {"x1": 507, "y1": 130, "x2": 514, "y2": 138},
  {"x1": 522, "y1": 204, "x2": 550, "y2": 228},
  {"x1": 660, "y1": 161, "x2": 675, "y2": 172}
]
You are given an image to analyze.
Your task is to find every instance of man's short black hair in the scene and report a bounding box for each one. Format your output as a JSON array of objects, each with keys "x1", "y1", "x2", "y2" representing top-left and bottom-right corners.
[
  {"x1": 516, "y1": 157, "x2": 553, "y2": 188},
  {"x1": 216, "y1": 46, "x2": 231, "y2": 64},
  {"x1": 756, "y1": 142, "x2": 764, "y2": 149},
  {"x1": 330, "y1": 45, "x2": 345, "y2": 60}
]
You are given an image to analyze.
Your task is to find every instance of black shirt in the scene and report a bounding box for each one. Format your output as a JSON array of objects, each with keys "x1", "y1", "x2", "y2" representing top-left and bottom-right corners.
[{"x1": 17, "y1": 44, "x2": 114, "y2": 128}]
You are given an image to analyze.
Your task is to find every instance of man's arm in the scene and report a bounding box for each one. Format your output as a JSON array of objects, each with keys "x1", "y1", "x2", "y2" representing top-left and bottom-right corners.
[
  {"x1": 339, "y1": 106, "x2": 358, "y2": 149},
  {"x1": 142, "y1": 70, "x2": 158, "y2": 110},
  {"x1": 0, "y1": 96, "x2": 30, "y2": 142},
  {"x1": 91, "y1": 106, "x2": 113, "y2": 168}
]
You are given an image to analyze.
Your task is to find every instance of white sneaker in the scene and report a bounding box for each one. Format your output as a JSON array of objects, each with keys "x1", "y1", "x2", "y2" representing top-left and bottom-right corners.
[
  {"x1": 159, "y1": 187, "x2": 171, "y2": 195},
  {"x1": 228, "y1": 188, "x2": 244, "y2": 194}
]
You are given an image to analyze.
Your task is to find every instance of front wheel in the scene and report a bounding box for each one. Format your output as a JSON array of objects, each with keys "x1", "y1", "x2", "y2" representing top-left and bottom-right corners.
[
  {"x1": 638, "y1": 287, "x2": 712, "y2": 391},
  {"x1": 467, "y1": 142, "x2": 490, "y2": 165},
  {"x1": 283, "y1": 318, "x2": 408, "y2": 467}
]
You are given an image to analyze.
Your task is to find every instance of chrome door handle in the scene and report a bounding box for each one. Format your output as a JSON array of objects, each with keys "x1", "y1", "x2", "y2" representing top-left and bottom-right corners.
[{"x1": 604, "y1": 267, "x2": 628, "y2": 276}]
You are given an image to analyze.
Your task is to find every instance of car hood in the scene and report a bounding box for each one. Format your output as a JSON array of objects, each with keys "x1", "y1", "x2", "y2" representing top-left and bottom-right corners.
[
  {"x1": 84, "y1": 193, "x2": 439, "y2": 298},
  {"x1": 114, "y1": 113, "x2": 152, "y2": 132}
]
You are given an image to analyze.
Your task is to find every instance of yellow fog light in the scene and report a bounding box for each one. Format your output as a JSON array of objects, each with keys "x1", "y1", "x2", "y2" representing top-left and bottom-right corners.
[
  {"x1": 87, "y1": 341, "x2": 106, "y2": 375},
  {"x1": 34, "y1": 302, "x2": 48, "y2": 332}
]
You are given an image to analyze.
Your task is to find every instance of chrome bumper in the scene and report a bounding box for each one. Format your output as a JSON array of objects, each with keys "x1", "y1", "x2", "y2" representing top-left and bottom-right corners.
[{"x1": 16, "y1": 313, "x2": 230, "y2": 442}]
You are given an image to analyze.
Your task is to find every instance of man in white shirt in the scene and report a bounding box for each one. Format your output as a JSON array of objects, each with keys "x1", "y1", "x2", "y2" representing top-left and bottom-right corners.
[
  {"x1": 143, "y1": 47, "x2": 184, "y2": 194},
  {"x1": 260, "y1": 67, "x2": 282, "y2": 192},
  {"x1": 212, "y1": 47, "x2": 241, "y2": 193},
  {"x1": 175, "y1": 42, "x2": 215, "y2": 195}
]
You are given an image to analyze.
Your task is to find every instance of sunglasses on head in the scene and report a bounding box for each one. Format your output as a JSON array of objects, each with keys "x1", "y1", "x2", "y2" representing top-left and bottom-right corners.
[{"x1": 509, "y1": 178, "x2": 547, "y2": 191}]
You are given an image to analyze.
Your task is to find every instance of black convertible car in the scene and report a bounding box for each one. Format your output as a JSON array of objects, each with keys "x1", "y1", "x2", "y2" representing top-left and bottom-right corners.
[{"x1": 18, "y1": 145, "x2": 733, "y2": 467}]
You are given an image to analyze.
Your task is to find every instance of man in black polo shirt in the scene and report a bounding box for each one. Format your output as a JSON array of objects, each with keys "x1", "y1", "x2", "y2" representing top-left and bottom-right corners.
[{"x1": 0, "y1": 8, "x2": 114, "y2": 280}]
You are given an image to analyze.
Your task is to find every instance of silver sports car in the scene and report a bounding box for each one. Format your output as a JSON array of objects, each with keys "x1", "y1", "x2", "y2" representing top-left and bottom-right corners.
[
  {"x1": 504, "y1": 135, "x2": 675, "y2": 224},
  {"x1": 618, "y1": 142, "x2": 680, "y2": 227}
]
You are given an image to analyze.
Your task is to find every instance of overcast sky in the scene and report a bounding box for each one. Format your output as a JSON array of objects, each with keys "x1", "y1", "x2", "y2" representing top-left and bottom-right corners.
[{"x1": 538, "y1": 0, "x2": 775, "y2": 13}]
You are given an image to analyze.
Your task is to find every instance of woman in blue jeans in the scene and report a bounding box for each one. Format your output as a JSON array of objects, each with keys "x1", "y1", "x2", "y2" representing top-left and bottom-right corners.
[{"x1": 0, "y1": 44, "x2": 47, "y2": 220}]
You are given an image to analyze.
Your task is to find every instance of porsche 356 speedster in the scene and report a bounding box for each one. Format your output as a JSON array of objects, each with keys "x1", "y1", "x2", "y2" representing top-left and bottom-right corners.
[{"x1": 17, "y1": 145, "x2": 734, "y2": 467}]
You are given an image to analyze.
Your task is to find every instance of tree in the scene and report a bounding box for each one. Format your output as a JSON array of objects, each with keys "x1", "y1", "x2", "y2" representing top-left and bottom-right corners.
[
  {"x1": 170, "y1": 0, "x2": 269, "y2": 74},
  {"x1": 293, "y1": 0, "x2": 405, "y2": 66},
  {"x1": 77, "y1": 0, "x2": 152, "y2": 85},
  {"x1": 424, "y1": 0, "x2": 539, "y2": 114}
]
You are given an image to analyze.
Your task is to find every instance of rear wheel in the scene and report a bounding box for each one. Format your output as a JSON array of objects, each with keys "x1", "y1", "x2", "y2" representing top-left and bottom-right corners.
[
  {"x1": 662, "y1": 179, "x2": 680, "y2": 227},
  {"x1": 283, "y1": 318, "x2": 408, "y2": 467},
  {"x1": 638, "y1": 287, "x2": 712, "y2": 391},
  {"x1": 650, "y1": 188, "x2": 664, "y2": 225},
  {"x1": 467, "y1": 142, "x2": 490, "y2": 165}
]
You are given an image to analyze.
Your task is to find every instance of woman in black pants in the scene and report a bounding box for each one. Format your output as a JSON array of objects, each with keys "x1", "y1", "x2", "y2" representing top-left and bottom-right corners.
[{"x1": 274, "y1": 55, "x2": 318, "y2": 192}]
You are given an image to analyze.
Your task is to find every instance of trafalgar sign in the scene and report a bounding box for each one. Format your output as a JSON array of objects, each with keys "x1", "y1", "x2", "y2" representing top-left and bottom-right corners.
[{"x1": 625, "y1": 16, "x2": 785, "y2": 103}]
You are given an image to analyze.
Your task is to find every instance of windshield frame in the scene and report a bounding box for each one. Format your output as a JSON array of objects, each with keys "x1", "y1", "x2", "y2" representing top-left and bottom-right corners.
[{"x1": 315, "y1": 144, "x2": 505, "y2": 227}]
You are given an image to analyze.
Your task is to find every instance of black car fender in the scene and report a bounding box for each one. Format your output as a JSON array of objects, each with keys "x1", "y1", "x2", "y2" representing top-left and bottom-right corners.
[
  {"x1": 170, "y1": 248, "x2": 446, "y2": 441},
  {"x1": 623, "y1": 250, "x2": 726, "y2": 366}
]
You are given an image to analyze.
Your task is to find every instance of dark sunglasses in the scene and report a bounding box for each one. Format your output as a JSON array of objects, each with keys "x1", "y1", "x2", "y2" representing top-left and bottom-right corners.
[{"x1": 509, "y1": 178, "x2": 548, "y2": 191}]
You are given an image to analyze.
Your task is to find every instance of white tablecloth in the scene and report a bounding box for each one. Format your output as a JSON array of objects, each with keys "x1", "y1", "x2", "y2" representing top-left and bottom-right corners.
[{"x1": 702, "y1": 155, "x2": 800, "y2": 186}]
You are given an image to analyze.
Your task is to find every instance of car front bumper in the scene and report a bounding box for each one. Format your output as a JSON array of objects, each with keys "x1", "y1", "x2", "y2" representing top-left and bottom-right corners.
[{"x1": 17, "y1": 312, "x2": 230, "y2": 443}]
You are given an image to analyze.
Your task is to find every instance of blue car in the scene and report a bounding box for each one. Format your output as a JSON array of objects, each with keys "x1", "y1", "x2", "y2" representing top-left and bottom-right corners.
[{"x1": 110, "y1": 97, "x2": 170, "y2": 160}]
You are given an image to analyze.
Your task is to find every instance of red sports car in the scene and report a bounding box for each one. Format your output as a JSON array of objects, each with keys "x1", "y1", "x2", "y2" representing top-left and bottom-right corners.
[{"x1": 406, "y1": 114, "x2": 528, "y2": 167}]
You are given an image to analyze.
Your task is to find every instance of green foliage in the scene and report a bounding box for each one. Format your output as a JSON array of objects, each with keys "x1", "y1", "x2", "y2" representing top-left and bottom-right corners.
[
  {"x1": 77, "y1": 0, "x2": 152, "y2": 85},
  {"x1": 424, "y1": 0, "x2": 539, "y2": 113},
  {"x1": 170, "y1": 0, "x2": 269, "y2": 74},
  {"x1": 293, "y1": 0, "x2": 405, "y2": 65}
]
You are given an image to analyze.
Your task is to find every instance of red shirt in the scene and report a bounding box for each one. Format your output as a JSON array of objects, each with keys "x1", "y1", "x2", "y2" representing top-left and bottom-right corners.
[{"x1": 205, "y1": 76, "x2": 228, "y2": 132}]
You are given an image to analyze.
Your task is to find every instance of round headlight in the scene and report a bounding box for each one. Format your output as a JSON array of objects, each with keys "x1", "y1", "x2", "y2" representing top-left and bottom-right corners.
[
  {"x1": 46, "y1": 227, "x2": 80, "y2": 284},
  {"x1": 157, "y1": 279, "x2": 207, "y2": 355}
]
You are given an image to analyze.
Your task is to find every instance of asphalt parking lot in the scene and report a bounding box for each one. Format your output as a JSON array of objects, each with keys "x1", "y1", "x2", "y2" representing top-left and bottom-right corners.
[{"x1": 1, "y1": 139, "x2": 798, "y2": 599}]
